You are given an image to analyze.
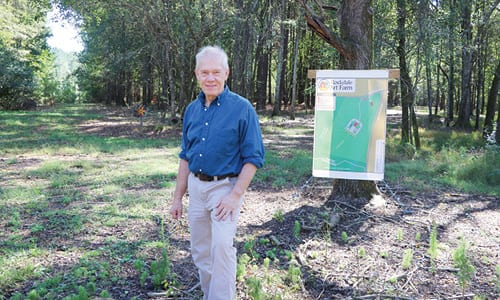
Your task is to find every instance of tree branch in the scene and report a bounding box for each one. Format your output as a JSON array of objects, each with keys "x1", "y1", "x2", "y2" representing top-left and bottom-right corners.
[{"x1": 299, "y1": 0, "x2": 352, "y2": 60}]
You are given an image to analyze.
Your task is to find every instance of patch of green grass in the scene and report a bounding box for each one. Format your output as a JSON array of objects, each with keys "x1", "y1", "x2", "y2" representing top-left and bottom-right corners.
[
  {"x1": 0, "y1": 248, "x2": 47, "y2": 291},
  {"x1": 386, "y1": 146, "x2": 499, "y2": 195},
  {"x1": 0, "y1": 105, "x2": 185, "y2": 298},
  {"x1": 42, "y1": 209, "x2": 84, "y2": 234},
  {"x1": 385, "y1": 127, "x2": 499, "y2": 195},
  {"x1": 254, "y1": 150, "x2": 312, "y2": 188}
]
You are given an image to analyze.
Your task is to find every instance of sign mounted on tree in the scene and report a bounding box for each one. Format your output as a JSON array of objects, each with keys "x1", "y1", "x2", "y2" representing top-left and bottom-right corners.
[{"x1": 312, "y1": 70, "x2": 390, "y2": 181}]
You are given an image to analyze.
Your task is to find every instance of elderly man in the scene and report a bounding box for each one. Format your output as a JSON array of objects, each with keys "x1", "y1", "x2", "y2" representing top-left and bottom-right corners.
[{"x1": 170, "y1": 45, "x2": 265, "y2": 299}]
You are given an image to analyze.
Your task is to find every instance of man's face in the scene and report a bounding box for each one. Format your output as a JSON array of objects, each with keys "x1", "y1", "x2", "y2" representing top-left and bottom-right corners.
[{"x1": 195, "y1": 55, "x2": 229, "y2": 102}]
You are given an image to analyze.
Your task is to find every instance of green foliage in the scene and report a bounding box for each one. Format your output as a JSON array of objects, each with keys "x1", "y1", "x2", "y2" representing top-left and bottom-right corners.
[
  {"x1": 341, "y1": 231, "x2": 349, "y2": 244},
  {"x1": 273, "y1": 210, "x2": 284, "y2": 223},
  {"x1": 237, "y1": 253, "x2": 252, "y2": 282},
  {"x1": 357, "y1": 247, "x2": 366, "y2": 258},
  {"x1": 253, "y1": 150, "x2": 312, "y2": 188},
  {"x1": 0, "y1": 39, "x2": 37, "y2": 109},
  {"x1": 402, "y1": 249, "x2": 413, "y2": 270},
  {"x1": 428, "y1": 222, "x2": 439, "y2": 271},
  {"x1": 1, "y1": 102, "x2": 498, "y2": 298},
  {"x1": 453, "y1": 238, "x2": 475, "y2": 292},
  {"x1": 246, "y1": 277, "x2": 265, "y2": 300},
  {"x1": 150, "y1": 221, "x2": 177, "y2": 292},
  {"x1": 293, "y1": 220, "x2": 301, "y2": 240},
  {"x1": 395, "y1": 228, "x2": 404, "y2": 242},
  {"x1": 244, "y1": 238, "x2": 259, "y2": 259},
  {"x1": 0, "y1": 0, "x2": 62, "y2": 109},
  {"x1": 286, "y1": 263, "x2": 302, "y2": 291},
  {"x1": 386, "y1": 135, "x2": 500, "y2": 195}
]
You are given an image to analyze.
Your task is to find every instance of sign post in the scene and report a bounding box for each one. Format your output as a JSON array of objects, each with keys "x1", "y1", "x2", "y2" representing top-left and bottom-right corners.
[{"x1": 312, "y1": 70, "x2": 390, "y2": 181}]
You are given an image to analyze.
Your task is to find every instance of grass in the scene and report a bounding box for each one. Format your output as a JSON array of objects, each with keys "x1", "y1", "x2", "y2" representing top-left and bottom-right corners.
[
  {"x1": 385, "y1": 128, "x2": 500, "y2": 196},
  {"x1": 0, "y1": 104, "x2": 498, "y2": 298},
  {"x1": 0, "y1": 105, "x2": 182, "y2": 298}
]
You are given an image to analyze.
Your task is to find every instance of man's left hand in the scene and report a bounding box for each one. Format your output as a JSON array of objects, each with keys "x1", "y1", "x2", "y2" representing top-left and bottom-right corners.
[{"x1": 215, "y1": 194, "x2": 240, "y2": 221}]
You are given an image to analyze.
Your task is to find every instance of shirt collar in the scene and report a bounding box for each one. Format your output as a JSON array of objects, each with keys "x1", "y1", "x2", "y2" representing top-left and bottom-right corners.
[{"x1": 197, "y1": 85, "x2": 230, "y2": 107}]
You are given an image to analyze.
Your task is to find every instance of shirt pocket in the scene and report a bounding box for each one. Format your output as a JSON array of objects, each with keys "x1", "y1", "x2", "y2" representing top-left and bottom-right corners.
[{"x1": 212, "y1": 124, "x2": 239, "y2": 156}]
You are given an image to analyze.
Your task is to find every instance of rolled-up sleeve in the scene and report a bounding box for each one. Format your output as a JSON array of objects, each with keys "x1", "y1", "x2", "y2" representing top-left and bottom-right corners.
[{"x1": 240, "y1": 105, "x2": 265, "y2": 169}]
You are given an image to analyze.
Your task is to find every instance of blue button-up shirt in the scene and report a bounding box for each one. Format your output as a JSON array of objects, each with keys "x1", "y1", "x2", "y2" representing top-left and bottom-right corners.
[{"x1": 179, "y1": 86, "x2": 265, "y2": 176}]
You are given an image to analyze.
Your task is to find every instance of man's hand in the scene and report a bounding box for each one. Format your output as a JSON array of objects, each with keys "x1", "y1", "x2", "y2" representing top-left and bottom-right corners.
[
  {"x1": 215, "y1": 193, "x2": 240, "y2": 221},
  {"x1": 170, "y1": 199, "x2": 183, "y2": 219}
]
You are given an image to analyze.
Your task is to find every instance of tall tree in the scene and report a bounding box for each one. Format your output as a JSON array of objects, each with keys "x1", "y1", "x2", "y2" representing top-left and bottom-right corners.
[
  {"x1": 456, "y1": 0, "x2": 473, "y2": 129},
  {"x1": 272, "y1": 0, "x2": 287, "y2": 116},
  {"x1": 446, "y1": 0, "x2": 457, "y2": 127},
  {"x1": 0, "y1": 0, "x2": 54, "y2": 109},
  {"x1": 396, "y1": 0, "x2": 420, "y2": 148},
  {"x1": 483, "y1": 59, "x2": 500, "y2": 139}
]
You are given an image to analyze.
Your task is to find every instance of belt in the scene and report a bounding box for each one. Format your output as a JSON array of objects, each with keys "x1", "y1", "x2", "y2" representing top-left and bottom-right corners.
[{"x1": 194, "y1": 173, "x2": 238, "y2": 182}]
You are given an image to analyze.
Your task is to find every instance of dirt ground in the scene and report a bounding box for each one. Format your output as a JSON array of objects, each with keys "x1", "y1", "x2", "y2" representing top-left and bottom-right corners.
[{"x1": 80, "y1": 106, "x2": 499, "y2": 299}]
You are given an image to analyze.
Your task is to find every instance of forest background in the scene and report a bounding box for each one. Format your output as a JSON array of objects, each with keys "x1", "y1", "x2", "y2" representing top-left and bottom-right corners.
[
  {"x1": 1, "y1": 0, "x2": 500, "y2": 140},
  {"x1": 1, "y1": 0, "x2": 500, "y2": 299}
]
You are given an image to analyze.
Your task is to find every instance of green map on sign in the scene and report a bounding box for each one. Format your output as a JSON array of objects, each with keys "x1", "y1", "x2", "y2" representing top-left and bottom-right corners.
[{"x1": 313, "y1": 90, "x2": 383, "y2": 173}]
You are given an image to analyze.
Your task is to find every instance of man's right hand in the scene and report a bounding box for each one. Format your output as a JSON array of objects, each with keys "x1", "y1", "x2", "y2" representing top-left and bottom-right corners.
[{"x1": 170, "y1": 199, "x2": 183, "y2": 219}]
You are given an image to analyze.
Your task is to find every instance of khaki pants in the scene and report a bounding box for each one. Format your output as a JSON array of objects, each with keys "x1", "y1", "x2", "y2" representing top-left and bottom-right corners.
[{"x1": 187, "y1": 173, "x2": 242, "y2": 300}]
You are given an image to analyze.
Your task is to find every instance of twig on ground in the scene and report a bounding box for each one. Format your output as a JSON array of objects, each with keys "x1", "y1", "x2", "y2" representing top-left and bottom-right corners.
[
  {"x1": 147, "y1": 282, "x2": 200, "y2": 299},
  {"x1": 430, "y1": 293, "x2": 476, "y2": 300},
  {"x1": 354, "y1": 294, "x2": 414, "y2": 300}
]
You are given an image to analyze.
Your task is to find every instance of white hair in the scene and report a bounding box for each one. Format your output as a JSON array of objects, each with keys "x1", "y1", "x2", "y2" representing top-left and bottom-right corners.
[{"x1": 195, "y1": 46, "x2": 229, "y2": 70}]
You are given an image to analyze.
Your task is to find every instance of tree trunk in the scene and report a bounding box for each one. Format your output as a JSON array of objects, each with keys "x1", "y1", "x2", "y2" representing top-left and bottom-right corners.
[
  {"x1": 332, "y1": 0, "x2": 378, "y2": 200},
  {"x1": 446, "y1": 0, "x2": 456, "y2": 127},
  {"x1": 290, "y1": 22, "x2": 300, "y2": 120},
  {"x1": 456, "y1": 0, "x2": 473, "y2": 129},
  {"x1": 254, "y1": 1, "x2": 271, "y2": 112},
  {"x1": 397, "y1": 0, "x2": 412, "y2": 144},
  {"x1": 496, "y1": 99, "x2": 500, "y2": 144},
  {"x1": 337, "y1": 0, "x2": 373, "y2": 69},
  {"x1": 255, "y1": 45, "x2": 268, "y2": 112},
  {"x1": 483, "y1": 60, "x2": 500, "y2": 138},
  {"x1": 231, "y1": 0, "x2": 250, "y2": 95},
  {"x1": 272, "y1": 0, "x2": 286, "y2": 116}
]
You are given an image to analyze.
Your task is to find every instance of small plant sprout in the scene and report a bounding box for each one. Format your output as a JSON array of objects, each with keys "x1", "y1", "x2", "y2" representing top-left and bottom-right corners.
[
  {"x1": 286, "y1": 262, "x2": 302, "y2": 291},
  {"x1": 358, "y1": 247, "x2": 366, "y2": 258},
  {"x1": 415, "y1": 232, "x2": 422, "y2": 242},
  {"x1": 244, "y1": 238, "x2": 259, "y2": 259},
  {"x1": 246, "y1": 277, "x2": 265, "y2": 300},
  {"x1": 427, "y1": 222, "x2": 439, "y2": 272},
  {"x1": 341, "y1": 231, "x2": 349, "y2": 244},
  {"x1": 273, "y1": 210, "x2": 284, "y2": 223},
  {"x1": 262, "y1": 257, "x2": 271, "y2": 269},
  {"x1": 237, "y1": 253, "x2": 251, "y2": 282},
  {"x1": 453, "y1": 238, "x2": 475, "y2": 295},
  {"x1": 402, "y1": 249, "x2": 413, "y2": 270},
  {"x1": 396, "y1": 228, "x2": 404, "y2": 242},
  {"x1": 293, "y1": 220, "x2": 301, "y2": 239}
]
